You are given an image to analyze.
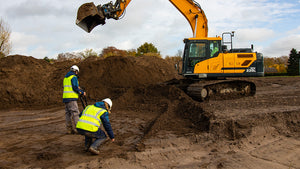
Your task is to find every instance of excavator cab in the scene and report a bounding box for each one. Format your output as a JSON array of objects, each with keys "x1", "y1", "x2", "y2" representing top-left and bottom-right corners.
[
  {"x1": 181, "y1": 37, "x2": 264, "y2": 79},
  {"x1": 76, "y1": 2, "x2": 106, "y2": 33}
]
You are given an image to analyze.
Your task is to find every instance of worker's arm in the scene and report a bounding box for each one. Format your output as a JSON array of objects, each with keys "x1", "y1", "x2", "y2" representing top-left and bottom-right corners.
[
  {"x1": 71, "y1": 76, "x2": 85, "y2": 95},
  {"x1": 100, "y1": 112, "x2": 115, "y2": 140}
]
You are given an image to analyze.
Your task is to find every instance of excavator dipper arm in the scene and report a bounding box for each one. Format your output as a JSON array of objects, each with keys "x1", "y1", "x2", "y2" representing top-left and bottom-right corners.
[{"x1": 76, "y1": 0, "x2": 208, "y2": 38}]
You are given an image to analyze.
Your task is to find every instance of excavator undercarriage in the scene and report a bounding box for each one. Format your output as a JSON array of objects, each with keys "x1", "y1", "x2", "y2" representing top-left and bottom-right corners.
[{"x1": 167, "y1": 78, "x2": 256, "y2": 101}]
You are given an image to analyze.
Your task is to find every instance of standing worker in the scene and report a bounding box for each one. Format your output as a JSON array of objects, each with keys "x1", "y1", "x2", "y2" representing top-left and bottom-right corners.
[
  {"x1": 63, "y1": 65, "x2": 86, "y2": 134},
  {"x1": 76, "y1": 98, "x2": 115, "y2": 155}
]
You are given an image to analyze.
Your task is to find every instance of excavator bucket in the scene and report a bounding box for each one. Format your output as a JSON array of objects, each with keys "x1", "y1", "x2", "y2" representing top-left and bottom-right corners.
[{"x1": 76, "y1": 2, "x2": 106, "y2": 33}]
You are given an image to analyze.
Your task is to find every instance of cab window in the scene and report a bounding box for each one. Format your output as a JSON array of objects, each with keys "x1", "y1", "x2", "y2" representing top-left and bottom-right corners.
[
  {"x1": 209, "y1": 41, "x2": 220, "y2": 57},
  {"x1": 189, "y1": 43, "x2": 206, "y2": 58},
  {"x1": 187, "y1": 43, "x2": 207, "y2": 67}
]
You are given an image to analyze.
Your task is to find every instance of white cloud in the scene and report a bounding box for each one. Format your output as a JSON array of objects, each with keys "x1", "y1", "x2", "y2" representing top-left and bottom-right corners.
[
  {"x1": 287, "y1": 26, "x2": 300, "y2": 35},
  {"x1": 5, "y1": 0, "x2": 75, "y2": 18},
  {"x1": 201, "y1": 0, "x2": 298, "y2": 36},
  {"x1": 260, "y1": 25, "x2": 300, "y2": 57},
  {"x1": 263, "y1": 34, "x2": 300, "y2": 57},
  {"x1": 10, "y1": 32, "x2": 56, "y2": 58},
  {"x1": 29, "y1": 46, "x2": 49, "y2": 58},
  {"x1": 10, "y1": 32, "x2": 39, "y2": 55},
  {"x1": 235, "y1": 28, "x2": 275, "y2": 42},
  {"x1": 118, "y1": 41, "x2": 135, "y2": 50},
  {"x1": 11, "y1": 32, "x2": 39, "y2": 46}
]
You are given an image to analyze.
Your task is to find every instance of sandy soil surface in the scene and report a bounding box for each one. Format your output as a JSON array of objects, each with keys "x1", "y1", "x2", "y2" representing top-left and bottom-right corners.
[{"x1": 0, "y1": 55, "x2": 299, "y2": 169}]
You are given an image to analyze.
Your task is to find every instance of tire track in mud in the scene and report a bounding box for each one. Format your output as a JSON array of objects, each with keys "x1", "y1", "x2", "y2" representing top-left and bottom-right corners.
[
  {"x1": 0, "y1": 117, "x2": 64, "y2": 132},
  {"x1": 0, "y1": 107, "x2": 86, "y2": 169},
  {"x1": 0, "y1": 108, "x2": 65, "y2": 133}
]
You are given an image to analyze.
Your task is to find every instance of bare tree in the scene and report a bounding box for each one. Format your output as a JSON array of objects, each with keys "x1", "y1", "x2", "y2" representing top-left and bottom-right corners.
[{"x1": 0, "y1": 18, "x2": 12, "y2": 58}]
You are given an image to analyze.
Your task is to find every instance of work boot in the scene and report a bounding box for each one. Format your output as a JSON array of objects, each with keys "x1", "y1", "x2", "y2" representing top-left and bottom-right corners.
[
  {"x1": 89, "y1": 147, "x2": 100, "y2": 155},
  {"x1": 89, "y1": 138, "x2": 106, "y2": 154},
  {"x1": 85, "y1": 137, "x2": 93, "y2": 151}
]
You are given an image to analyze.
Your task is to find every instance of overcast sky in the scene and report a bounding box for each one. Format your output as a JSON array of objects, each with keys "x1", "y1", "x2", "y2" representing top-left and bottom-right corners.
[{"x1": 0, "y1": 0, "x2": 300, "y2": 59}]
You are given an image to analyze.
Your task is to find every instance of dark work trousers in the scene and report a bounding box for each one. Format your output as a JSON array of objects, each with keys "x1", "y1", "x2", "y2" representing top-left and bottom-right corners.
[{"x1": 77, "y1": 128, "x2": 107, "y2": 150}]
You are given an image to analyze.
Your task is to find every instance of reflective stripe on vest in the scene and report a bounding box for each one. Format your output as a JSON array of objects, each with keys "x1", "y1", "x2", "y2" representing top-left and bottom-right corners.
[
  {"x1": 63, "y1": 75, "x2": 79, "y2": 99},
  {"x1": 76, "y1": 105, "x2": 107, "y2": 132}
]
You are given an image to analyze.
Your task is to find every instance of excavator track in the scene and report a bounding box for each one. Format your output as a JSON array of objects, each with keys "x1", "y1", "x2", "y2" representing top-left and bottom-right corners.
[{"x1": 167, "y1": 78, "x2": 256, "y2": 101}]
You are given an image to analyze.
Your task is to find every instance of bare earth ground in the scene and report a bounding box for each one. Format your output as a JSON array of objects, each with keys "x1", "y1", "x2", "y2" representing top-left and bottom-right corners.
[{"x1": 0, "y1": 55, "x2": 299, "y2": 169}]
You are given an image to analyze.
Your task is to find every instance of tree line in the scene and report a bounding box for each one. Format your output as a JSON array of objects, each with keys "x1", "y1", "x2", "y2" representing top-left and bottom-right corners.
[
  {"x1": 264, "y1": 48, "x2": 300, "y2": 76},
  {"x1": 287, "y1": 48, "x2": 300, "y2": 76},
  {"x1": 54, "y1": 42, "x2": 163, "y2": 62}
]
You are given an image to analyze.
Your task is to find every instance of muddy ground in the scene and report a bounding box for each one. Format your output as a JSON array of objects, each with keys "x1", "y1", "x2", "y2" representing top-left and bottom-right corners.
[{"x1": 0, "y1": 55, "x2": 299, "y2": 169}]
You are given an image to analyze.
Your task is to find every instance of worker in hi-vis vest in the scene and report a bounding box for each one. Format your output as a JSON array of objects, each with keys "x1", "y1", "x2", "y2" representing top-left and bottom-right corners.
[
  {"x1": 63, "y1": 65, "x2": 86, "y2": 134},
  {"x1": 76, "y1": 98, "x2": 115, "y2": 155}
]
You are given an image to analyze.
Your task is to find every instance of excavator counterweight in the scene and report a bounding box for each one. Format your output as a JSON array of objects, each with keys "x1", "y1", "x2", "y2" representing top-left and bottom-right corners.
[{"x1": 76, "y1": 2, "x2": 106, "y2": 33}]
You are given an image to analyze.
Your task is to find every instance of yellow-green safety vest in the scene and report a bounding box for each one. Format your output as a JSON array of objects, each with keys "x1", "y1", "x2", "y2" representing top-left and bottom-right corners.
[
  {"x1": 76, "y1": 105, "x2": 107, "y2": 132},
  {"x1": 63, "y1": 75, "x2": 79, "y2": 99}
]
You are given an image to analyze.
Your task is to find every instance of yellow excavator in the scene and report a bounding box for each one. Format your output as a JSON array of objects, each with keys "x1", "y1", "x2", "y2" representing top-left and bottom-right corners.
[{"x1": 76, "y1": 0, "x2": 264, "y2": 101}]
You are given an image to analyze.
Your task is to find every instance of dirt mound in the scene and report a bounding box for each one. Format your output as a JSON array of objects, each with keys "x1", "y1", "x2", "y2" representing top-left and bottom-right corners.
[
  {"x1": 78, "y1": 55, "x2": 179, "y2": 102},
  {"x1": 0, "y1": 55, "x2": 179, "y2": 109},
  {"x1": 0, "y1": 55, "x2": 54, "y2": 108}
]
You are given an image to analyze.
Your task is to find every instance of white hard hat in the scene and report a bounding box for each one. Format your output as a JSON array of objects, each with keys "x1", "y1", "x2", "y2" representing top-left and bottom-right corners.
[
  {"x1": 70, "y1": 65, "x2": 79, "y2": 73},
  {"x1": 102, "y1": 98, "x2": 112, "y2": 110}
]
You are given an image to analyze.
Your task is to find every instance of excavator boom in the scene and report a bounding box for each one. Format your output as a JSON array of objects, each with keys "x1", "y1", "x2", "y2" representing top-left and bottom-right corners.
[
  {"x1": 76, "y1": 0, "x2": 208, "y2": 38},
  {"x1": 170, "y1": 0, "x2": 207, "y2": 38}
]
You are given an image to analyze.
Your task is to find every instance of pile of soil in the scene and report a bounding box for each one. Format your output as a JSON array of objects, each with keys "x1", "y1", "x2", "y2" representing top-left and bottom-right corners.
[
  {"x1": 0, "y1": 55, "x2": 54, "y2": 108},
  {"x1": 0, "y1": 55, "x2": 180, "y2": 109},
  {"x1": 78, "y1": 55, "x2": 181, "y2": 106}
]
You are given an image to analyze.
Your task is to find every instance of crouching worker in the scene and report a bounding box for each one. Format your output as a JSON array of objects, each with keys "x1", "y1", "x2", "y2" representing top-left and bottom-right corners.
[{"x1": 76, "y1": 98, "x2": 115, "y2": 155}]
